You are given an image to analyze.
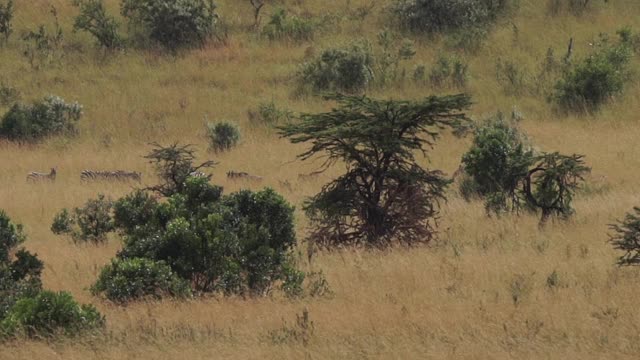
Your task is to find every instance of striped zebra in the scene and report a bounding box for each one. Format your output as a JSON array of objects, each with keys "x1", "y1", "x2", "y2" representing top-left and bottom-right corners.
[
  {"x1": 27, "y1": 168, "x2": 57, "y2": 183},
  {"x1": 189, "y1": 171, "x2": 209, "y2": 178},
  {"x1": 80, "y1": 170, "x2": 141, "y2": 182},
  {"x1": 298, "y1": 169, "x2": 323, "y2": 181},
  {"x1": 227, "y1": 170, "x2": 263, "y2": 181}
]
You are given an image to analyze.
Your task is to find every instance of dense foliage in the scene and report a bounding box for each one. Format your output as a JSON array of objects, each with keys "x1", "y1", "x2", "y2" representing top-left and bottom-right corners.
[
  {"x1": 121, "y1": 0, "x2": 218, "y2": 50},
  {"x1": 609, "y1": 207, "x2": 640, "y2": 266},
  {"x1": 461, "y1": 114, "x2": 534, "y2": 212},
  {"x1": 1, "y1": 210, "x2": 102, "y2": 339},
  {"x1": 51, "y1": 194, "x2": 114, "y2": 244},
  {"x1": 461, "y1": 117, "x2": 590, "y2": 223},
  {"x1": 0, "y1": 211, "x2": 42, "y2": 321},
  {"x1": 553, "y1": 33, "x2": 632, "y2": 112},
  {"x1": 0, "y1": 291, "x2": 104, "y2": 338},
  {"x1": 108, "y1": 178, "x2": 297, "y2": 295},
  {"x1": 299, "y1": 42, "x2": 374, "y2": 93},
  {"x1": 89, "y1": 144, "x2": 302, "y2": 301},
  {"x1": 91, "y1": 258, "x2": 191, "y2": 302},
  {"x1": 0, "y1": 95, "x2": 82, "y2": 142},
  {"x1": 392, "y1": 0, "x2": 515, "y2": 33},
  {"x1": 72, "y1": 0, "x2": 123, "y2": 49},
  {"x1": 279, "y1": 93, "x2": 472, "y2": 248},
  {"x1": 206, "y1": 121, "x2": 241, "y2": 153}
]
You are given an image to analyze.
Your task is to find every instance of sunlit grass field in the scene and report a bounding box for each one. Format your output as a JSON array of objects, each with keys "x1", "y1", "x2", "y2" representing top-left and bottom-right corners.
[{"x1": 1, "y1": 0, "x2": 640, "y2": 358}]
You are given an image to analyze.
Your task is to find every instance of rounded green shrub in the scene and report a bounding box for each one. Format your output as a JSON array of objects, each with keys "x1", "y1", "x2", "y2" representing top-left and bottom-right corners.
[
  {"x1": 206, "y1": 121, "x2": 240, "y2": 153},
  {"x1": 91, "y1": 257, "x2": 191, "y2": 303},
  {"x1": 121, "y1": 0, "x2": 218, "y2": 50},
  {"x1": 52, "y1": 194, "x2": 115, "y2": 244},
  {"x1": 553, "y1": 37, "x2": 632, "y2": 113},
  {"x1": 462, "y1": 114, "x2": 534, "y2": 208},
  {"x1": 0, "y1": 95, "x2": 82, "y2": 142},
  {"x1": 0, "y1": 290, "x2": 104, "y2": 338},
  {"x1": 299, "y1": 42, "x2": 374, "y2": 93},
  {"x1": 392, "y1": 0, "x2": 515, "y2": 34}
]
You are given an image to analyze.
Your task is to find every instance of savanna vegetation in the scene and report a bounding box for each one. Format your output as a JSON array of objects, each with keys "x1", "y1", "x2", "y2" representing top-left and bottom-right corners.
[{"x1": 1, "y1": 0, "x2": 640, "y2": 359}]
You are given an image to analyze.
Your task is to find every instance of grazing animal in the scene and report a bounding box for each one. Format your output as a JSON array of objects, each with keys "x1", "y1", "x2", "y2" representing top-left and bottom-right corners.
[
  {"x1": 80, "y1": 170, "x2": 141, "y2": 182},
  {"x1": 27, "y1": 168, "x2": 57, "y2": 183},
  {"x1": 227, "y1": 170, "x2": 263, "y2": 181},
  {"x1": 298, "y1": 169, "x2": 323, "y2": 181},
  {"x1": 189, "y1": 171, "x2": 209, "y2": 178}
]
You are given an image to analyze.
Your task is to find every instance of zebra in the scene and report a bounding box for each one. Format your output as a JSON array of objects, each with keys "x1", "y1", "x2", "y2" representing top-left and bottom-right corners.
[
  {"x1": 80, "y1": 170, "x2": 141, "y2": 182},
  {"x1": 298, "y1": 169, "x2": 323, "y2": 181},
  {"x1": 227, "y1": 170, "x2": 263, "y2": 181},
  {"x1": 189, "y1": 171, "x2": 209, "y2": 178},
  {"x1": 27, "y1": 168, "x2": 57, "y2": 183},
  {"x1": 114, "y1": 170, "x2": 142, "y2": 182}
]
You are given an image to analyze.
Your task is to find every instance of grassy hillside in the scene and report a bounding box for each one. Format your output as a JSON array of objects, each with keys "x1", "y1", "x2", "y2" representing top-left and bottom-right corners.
[{"x1": 1, "y1": 0, "x2": 640, "y2": 358}]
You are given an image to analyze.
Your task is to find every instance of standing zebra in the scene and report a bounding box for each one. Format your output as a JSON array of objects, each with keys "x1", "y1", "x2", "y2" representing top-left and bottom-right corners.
[
  {"x1": 26, "y1": 168, "x2": 57, "y2": 183},
  {"x1": 189, "y1": 171, "x2": 209, "y2": 178},
  {"x1": 80, "y1": 170, "x2": 142, "y2": 182},
  {"x1": 227, "y1": 170, "x2": 263, "y2": 181}
]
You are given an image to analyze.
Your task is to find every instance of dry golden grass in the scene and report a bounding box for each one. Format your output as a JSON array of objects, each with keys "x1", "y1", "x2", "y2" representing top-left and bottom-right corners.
[{"x1": 1, "y1": 0, "x2": 640, "y2": 358}]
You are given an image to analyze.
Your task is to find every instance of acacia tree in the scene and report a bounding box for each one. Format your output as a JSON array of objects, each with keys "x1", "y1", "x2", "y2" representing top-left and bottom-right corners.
[
  {"x1": 523, "y1": 152, "x2": 589, "y2": 224},
  {"x1": 609, "y1": 207, "x2": 640, "y2": 266},
  {"x1": 279, "y1": 93, "x2": 472, "y2": 248},
  {"x1": 144, "y1": 143, "x2": 216, "y2": 197}
]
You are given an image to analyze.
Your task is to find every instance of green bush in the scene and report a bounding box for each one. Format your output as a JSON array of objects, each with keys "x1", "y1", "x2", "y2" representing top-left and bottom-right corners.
[
  {"x1": 51, "y1": 208, "x2": 74, "y2": 235},
  {"x1": 617, "y1": 27, "x2": 640, "y2": 54},
  {"x1": 299, "y1": 41, "x2": 374, "y2": 93},
  {"x1": 51, "y1": 194, "x2": 115, "y2": 244},
  {"x1": 87, "y1": 144, "x2": 305, "y2": 300},
  {"x1": 248, "y1": 101, "x2": 294, "y2": 125},
  {"x1": 0, "y1": 210, "x2": 43, "y2": 320},
  {"x1": 461, "y1": 115, "x2": 590, "y2": 223},
  {"x1": 0, "y1": 0, "x2": 13, "y2": 43},
  {"x1": 91, "y1": 258, "x2": 191, "y2": 303},
  {"x1": 262, "y1": 8, "x2": 317, "y2": 42},
  {"x1": 462, "y1": 113, "x2": 534, "y2": 212},
  {"x1": 115, "y1": 179, "x2": 296, "y2": 295},
  {"x1": 609, "y1": 207, "x2": 640, "y2": 266},
  {"x1": 553, "y1": 34, "x2": 632, "y2": 113},
  {"x1": 101, "y1": 155, "x2": 300, "y2": 297},
  {"x1": 392, "y1": 0, "x2": 515, "y2": 34},
  {"x1": 206, "y1": 121, "x2": 240, "y2": 153},
  {"x1": 113, "y1": 190, "x2": 159, "y2": 235},
  {"x1": 121, "y1": 0, "x2": 218, "y2": 50},
  {"x1": 72, "y1": 0, "x2": 123, "y2": 49},
  {"x1": 1, "y1": 211, "x2": 103, "y2": 340},
  {"x1": 0, "y1": 95, "x2": 82, "y2": 142},
  {"x1": 0, "y1": 291, "x2": 104, "y2": 338},
  {"x1": 426, "y1": 54, "x2": 469, "y2": 88}
]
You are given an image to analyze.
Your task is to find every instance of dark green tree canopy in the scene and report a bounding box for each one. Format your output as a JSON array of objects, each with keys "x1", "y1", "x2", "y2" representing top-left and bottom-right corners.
[
  {"x1": 279, "y1": 93, "x2": 472, "y2": 248},
  {"x1": 610, "y1": 207, "x2": 640, "y2": 266}
]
